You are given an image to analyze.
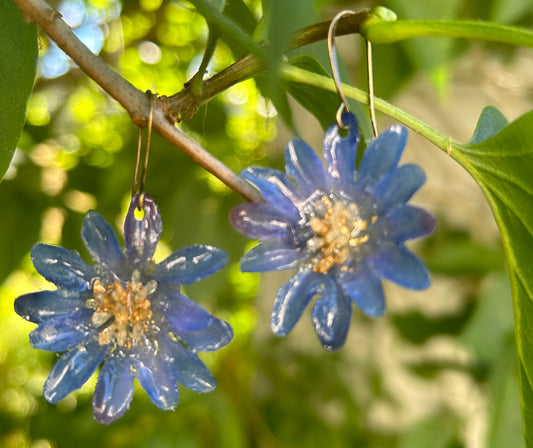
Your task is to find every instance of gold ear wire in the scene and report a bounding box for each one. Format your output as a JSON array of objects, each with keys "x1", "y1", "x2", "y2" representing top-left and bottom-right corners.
[
  {"x1": 327, "y1": 10, "x2": 378, "y2": 136},
  {"x1": 366, "y1": 40, "x2": 378, "y2": 137},
  {"x1": 132, "y1": 91, "x2": 155, "y2": 210},
  {"x1": 327, "y1": 10, "x2": 352, "y2": 129}
]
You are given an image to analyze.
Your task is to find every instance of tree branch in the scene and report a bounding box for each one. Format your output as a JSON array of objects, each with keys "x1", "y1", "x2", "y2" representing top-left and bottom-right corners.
[
  {"x1": 13, "y1": 0, "x2": 263, "y2": 202},
  {"x1": 167, "y1": 11, "x2": 370, "y2": 121},
  {"x1": 13, "y1": 0, "x2": 369, "y2": 201}
]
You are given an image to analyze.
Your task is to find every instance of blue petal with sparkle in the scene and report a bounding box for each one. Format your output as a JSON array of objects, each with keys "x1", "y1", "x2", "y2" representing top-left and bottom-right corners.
[
  {"x1": 29, "y1": 310, "x2": 93, "y2": 352},
  {"x1": 385, "y1": 205, "x2": 437, "y2": 242},
  {"x1": 175, "y1": 318, "x2": 233, "y2": 351},
  {"x1": 155, "y1": 245, "x2": 228, "y2": 285},
  {"x1": 241, "y1": 167, "x2": 301, "y2": 222},
  {"x1": 93, "y1": 355, "x2": 135, "y2": 425},
  {"x1": 82, "y1": 210, "x2": 126, "y2": 275},
  {"x1": 240, "y1": 240, "x2": 302, "y2": 272},
  {"x1": 124, "y1": 194, "x2": 162, "y2": 271},
  {"x1": 163, "y1": 336, "x2": 217, "y2": 393},
  {"x1": 31, "y1": 244, "x2": 93, "y2": 292},
  {"x1": 271, "y1": 268, "x2": 337, "y2": 336},
  {"x1": 356, "y1": 125, "x2": 407, "y2": 188},
  {"x1": 323, "y1": 112, "x2": 359, "y2": 187},
  {"x1": 311, "y1": 291, "x2": 352, "y2": 351},
  {"x1": 44, "y1": 340, "x2": 108, "y2": 403},
  {"x1": 153, "y1": 289, "x2": 216, "y2": 332},
  {"x1": 15, "y1": 290, "x2": 85, "y2": 324},
  {"x1": 373, "y1": 164, "x2": 426, "y2": 210},
  {"x1": 370, "y1": 244, "x2": 431, "y2": 290},
  {"x1": 134, "y1": 348, "x2": 179, "y2": 410},
  {"x1": 285, "y1": 139, "x2": 327, "y2": 196},
  {"x1": 230, "y1": 202, "x2": 292, "y2": 240},
  {"x1": 338, "y1": 264, "x2": 386, "y2": 318}
]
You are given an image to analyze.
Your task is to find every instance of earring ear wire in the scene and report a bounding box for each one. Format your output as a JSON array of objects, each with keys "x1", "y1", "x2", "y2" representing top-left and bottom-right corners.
[
  {"x1": 327, "y1": 10, "x2": 379, "y2": 136},
  {"x1": 132, "y1": 91, "x2": 155, "y2": 210},
  {"x1": 366, "y1": 40, "x2": 378, "y2": 137}
]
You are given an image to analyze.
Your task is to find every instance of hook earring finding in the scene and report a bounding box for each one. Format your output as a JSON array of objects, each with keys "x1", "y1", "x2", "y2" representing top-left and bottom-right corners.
[
  {"x1": 132, "y1": 91, "x2": 155, "y2": 210},
  {"x1": 327, "y1": 10, "x2": 379, "y2": 135},
  {"x1": 327, "y1": 10, "x2": 353, "y2": 129}
]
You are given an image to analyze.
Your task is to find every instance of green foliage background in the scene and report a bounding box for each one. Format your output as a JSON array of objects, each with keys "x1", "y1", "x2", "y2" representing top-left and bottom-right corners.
[{"x1": 1, "y1": 0, "x2": 533, "y2": 447}]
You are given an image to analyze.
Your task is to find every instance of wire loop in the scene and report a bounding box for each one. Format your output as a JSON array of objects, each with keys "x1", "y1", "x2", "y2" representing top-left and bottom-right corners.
[
  {"x1": 327, "y1": 10, "x2": 378, "y2": 135},
  {"x1": 132, "y1": 91, "x2": 155, "y2": 210}
]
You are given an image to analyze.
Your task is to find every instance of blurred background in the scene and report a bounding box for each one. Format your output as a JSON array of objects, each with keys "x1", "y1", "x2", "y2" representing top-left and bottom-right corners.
[{"x1": 2, "y1": 0, "x2": 533, "y2": 446}]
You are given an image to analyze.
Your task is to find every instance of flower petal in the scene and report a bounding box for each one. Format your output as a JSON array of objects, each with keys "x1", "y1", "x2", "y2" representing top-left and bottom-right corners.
[
  {"x1": 370, "y1": 244, "x2": 431, "y2": 290},
  {"x1": 81, "y1": 210, "x2": 126, "y2": 275},
  {"x1": 155, "y1": 245, "x2": 228, "y2": 285},
  {"x1": 162, "y1": 336, "x2": 216, "y2": 393},
  {"x1": 43, "y1": 340, "x2": 108, "y2": 403},
  {"x1": 176, "y1": 318, "x2": 233, "y2": 351},
  {"x1": 29, "y1": 310, "x2": 93, "y2": 352},
  {"x1": 124, "y1": 194, "x2": 162, "y2": 271},
  {"x1": 385, "y1": 205, "x2": 436, "y2": 242},
  {"x1": 93, "y1": 355, "x2": 135, "y2": 425},
  {"x1": 230, "y1": 202, "x2": 292, "y2": 240},
  {"x1": 338, "y1": 264, "x2": 386, "y2": 317},
  {"x1": 240, "y1": 240, "x2": 302, "y2": 272},
  {"x1": 15, "y1": 290, "x2": 85, "y2": 324},
  {"x1": 133, "y1": 349, "x2": 178, "y2": 411},
  {"x1": 311, "y1": 291, "x2": 352, "y2": 351},
  {"x1": 271, "y1": 268, "x2": 336, "y2": 336},
  {"x1": 241, "y1": 167, "x2": 301, "y2": 222},
  {"x1": 153, "y1": 289, "x2": 214, "y2": 332},
  {"x1": 373, "y1": 164, "x2": 426, "y2": 210},
  {"x1": 31, "y1": 244, "x2": 93, "y2": 292},
  {"x1": 323, "y1": 112, "x2": 359, "y2": 187},
  {"x1": 356, "y1": 125, "x2": 407, "y2": 188},
  {"x1": 285, "y1": 138, "x2": 327, "y2": 196}
]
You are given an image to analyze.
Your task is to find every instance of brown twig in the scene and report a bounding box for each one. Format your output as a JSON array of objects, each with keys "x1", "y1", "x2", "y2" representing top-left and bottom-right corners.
[
  {"x1": 167, "y1": 11, "x2": 370, "y2": 121},
  {"x1": 13, "y1": 0, "x2": 263, "y2": 202},
  {"x1": 12, "y1": 0, "x2": 368, "y2": 200}
]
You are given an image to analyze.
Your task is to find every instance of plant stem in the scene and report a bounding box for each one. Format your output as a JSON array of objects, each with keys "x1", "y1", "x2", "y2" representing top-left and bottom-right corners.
[
  {"x1": 12, "y1": 0, "x2": 263, "y2": 202},
  {"x1": 362, "y1": 19, "x2": 533, "y2": 47},
  {"x1": 280, "y1": 65, "x2": 452, "y2": 151}
]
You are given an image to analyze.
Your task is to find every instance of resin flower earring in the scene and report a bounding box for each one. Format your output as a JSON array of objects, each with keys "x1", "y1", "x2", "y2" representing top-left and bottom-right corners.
[
  {"x1": 230, "y1": 12, "x2": 436, "y2": 351},
  {"x1": 15, "y1": 95, "x2": 233, "y2": 424}
]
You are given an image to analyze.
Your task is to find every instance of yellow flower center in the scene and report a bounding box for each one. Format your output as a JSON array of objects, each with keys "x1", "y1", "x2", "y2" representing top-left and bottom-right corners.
[
  {"x1": 86, "y1": 270, "x2": 156, "y2": 348},
  {"x1": 307, "y1": 195, "x2": 374, "y2": 274}
]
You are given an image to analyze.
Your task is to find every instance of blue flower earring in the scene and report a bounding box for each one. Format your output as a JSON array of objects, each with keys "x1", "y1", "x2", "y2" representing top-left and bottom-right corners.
[
  {"x1": 230, "y1": 11, "x2": 436, "y2": 351},
  {"x1": 15, "y1": 95, "x2": 233, "y2": 424}
]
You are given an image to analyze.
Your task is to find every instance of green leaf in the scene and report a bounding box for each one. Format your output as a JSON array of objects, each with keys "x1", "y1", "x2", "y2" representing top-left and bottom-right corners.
[
  {"x1": 257, "y1": 0, "x2": 317, "y2": 131},
  {"x1": 468, "y1": 106, "x2": 508, "y2": 144},
  {"x1": 188, "y1": 0, "x2": 264, "y2": 57},
  {"x1": 451, "y1": 110, "x2": 533, "y2": 447},
  {"x1": 286, "y1": 55, "x2": 340, "y2": 130},
  {"x1": 225, "y1": 0, "x2": 257, "y2": 36},
  {"x1": 262, "y1": 0, "x2": 314, "y2": 74},
  {"x1": 0, "y1": 1, "x2": 37, "y2": 181}
]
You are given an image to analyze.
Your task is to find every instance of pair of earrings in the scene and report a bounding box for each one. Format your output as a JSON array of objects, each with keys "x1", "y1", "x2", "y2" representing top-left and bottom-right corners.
[{"x1": 14, "y1": 11, "x2": 435, "y2": 424}]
